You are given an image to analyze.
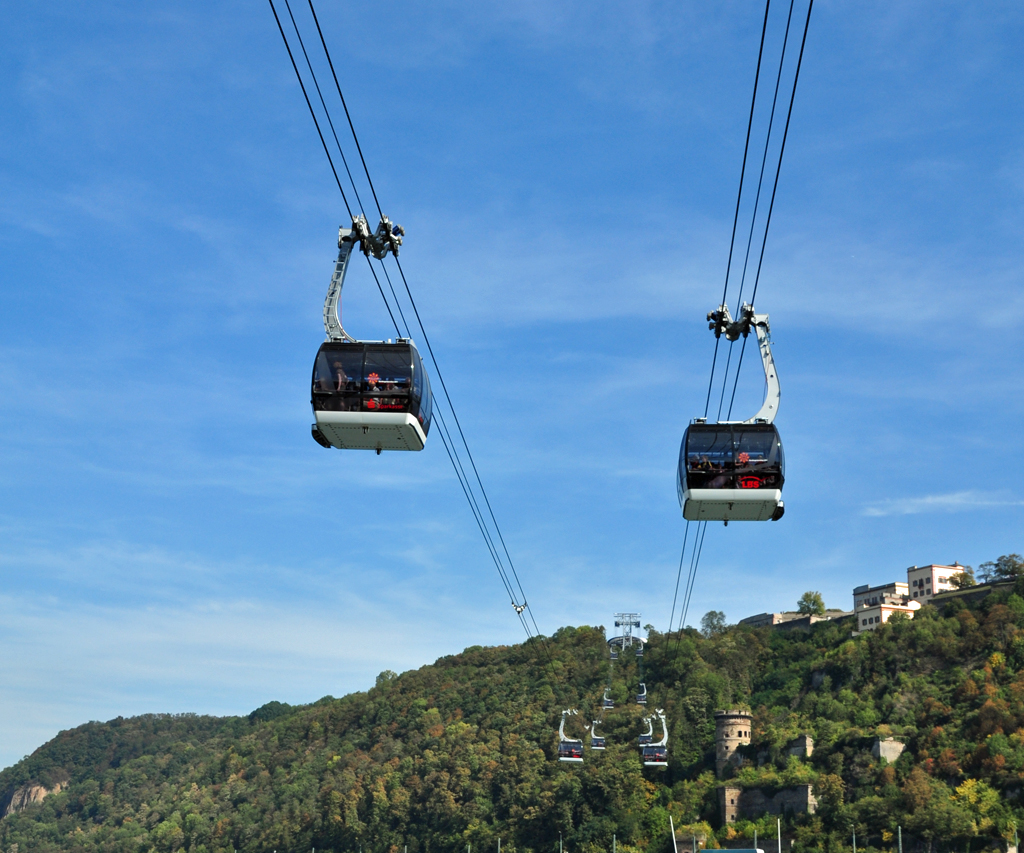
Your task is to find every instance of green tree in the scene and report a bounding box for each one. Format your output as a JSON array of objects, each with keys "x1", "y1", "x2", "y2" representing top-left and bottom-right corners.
[
  {"x1": 949, "y1": 567, "x2": 977, "y2": 588},
  {"x1": 978, "y1": 554, "x2": 1024, "y2": 583},
  {"x1": 700, "y1": 610, "x2": 726, "y2": 637},
  {"x1": 797, "y1": 591, "x2": 826, "y2": 616}
]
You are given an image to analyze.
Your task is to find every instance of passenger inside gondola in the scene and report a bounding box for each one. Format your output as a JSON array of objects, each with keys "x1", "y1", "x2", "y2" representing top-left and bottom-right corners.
[{"x1": 684, "y1": 425, "x2": 783, "y2": 490}]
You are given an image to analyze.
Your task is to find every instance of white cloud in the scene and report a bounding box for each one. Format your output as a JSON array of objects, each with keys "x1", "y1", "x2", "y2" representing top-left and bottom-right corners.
[{"x1": 863, "y1": 490, "x2": 1024, "y2": 517}]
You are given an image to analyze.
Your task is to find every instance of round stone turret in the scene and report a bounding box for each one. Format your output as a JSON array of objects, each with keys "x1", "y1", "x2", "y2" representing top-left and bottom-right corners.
[{"x1": 714, "y1": 709, "x2": 752, "y2": 777}]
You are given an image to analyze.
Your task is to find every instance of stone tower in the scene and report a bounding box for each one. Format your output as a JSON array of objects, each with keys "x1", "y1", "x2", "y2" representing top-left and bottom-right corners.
[{"x1": 714, "y1": 709, "x2": 752, "y2": 777}]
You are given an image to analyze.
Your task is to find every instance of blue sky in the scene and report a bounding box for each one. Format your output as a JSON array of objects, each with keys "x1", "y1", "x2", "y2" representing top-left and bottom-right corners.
[{"x1": 1, "y1": 1, "x2": 1023, "y2": 769}]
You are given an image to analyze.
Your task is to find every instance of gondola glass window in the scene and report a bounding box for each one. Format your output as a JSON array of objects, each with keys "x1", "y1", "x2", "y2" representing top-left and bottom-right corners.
[
  {"x1": 681, "y1": 424, "x2": 784, "y2": 491},
  {"x1": 312, "y1": 343, "x2": 432, "y2": 434}
]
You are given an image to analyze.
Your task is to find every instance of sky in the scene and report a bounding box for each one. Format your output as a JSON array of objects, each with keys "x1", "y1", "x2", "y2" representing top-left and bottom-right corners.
[{"x1": 1, "y1": 1, "x2": 1023, "y2": 770}]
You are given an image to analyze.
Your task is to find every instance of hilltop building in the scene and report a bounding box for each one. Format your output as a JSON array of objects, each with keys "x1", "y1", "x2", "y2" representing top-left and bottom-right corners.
[
  {"x1": 853, "y1": 581, "x2": 908, "y2": 611},
  {"x1": 739, "y1": 610, "x2": 849, "y2": 630},
  {"x1": 719, "y1": 785, "x2": 817, "y2": 823},
  {"x1": 873, "y1": 737, "x2": 906, "y2": 762},
  {"x1": 856, "y1": 599, "x2": 920, "y2": 631},
  {"x1": 907, "y1": 564, "x2": 962, "y2": 603},
  {"x1": 714, "y1": 709, "x2": 817, "y2": 824},
  {"x1": 851, "y1": 562, "x2": 968, "y2": 631},
  {"x1": 714, "y1": 709, "x2": 752, "y2": 777}
]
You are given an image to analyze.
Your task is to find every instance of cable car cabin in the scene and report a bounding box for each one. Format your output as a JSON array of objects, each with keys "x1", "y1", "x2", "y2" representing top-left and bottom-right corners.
[
  {"x1": 558, "y1": 741, "x2": 584, "y2": 763},
  {"x1": 311, "y1": 341, "x2": 433, "y2": 452},
  {"x1": 638, "y1": 733, "x2": 653, "y2": 746},
  {"x1": 636, "y1": 684, "x2": 648, "y2": 705},
  {"x1": 591, "y1": 736, "x2": 606, "y2": 750},
  {"x1": 642, "y1": 745, "x2": 668, "y2": 767},
  {"x1": 678, "y1": 423, "x2": 785, "y2": 522}
]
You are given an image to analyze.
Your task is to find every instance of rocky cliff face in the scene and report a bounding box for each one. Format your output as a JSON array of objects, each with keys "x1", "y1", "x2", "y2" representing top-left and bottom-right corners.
[{"x1": 3, "y1": 781, "x2": 66, "y2": 817}]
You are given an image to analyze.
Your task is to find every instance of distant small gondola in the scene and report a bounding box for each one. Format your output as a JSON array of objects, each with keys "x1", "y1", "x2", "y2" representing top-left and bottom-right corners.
[
  {"x1": 641, "y1": 710, "x2": 669, "y2": 767},
  {"x1": 558, "y1": 741, "x2": 584, "y2": 762},
  {"x1": 642, "y1": 745, "x2": 668, "y2": 767},
  {"x1": 590, "y1": 721, "x2": 606, "y2": 751},
  {"x1": 636, "y1": 683, "x2": 648, "y2": 706},
  {"x1": 558, "y1": 709, "x2": 584, "y2": 764}
]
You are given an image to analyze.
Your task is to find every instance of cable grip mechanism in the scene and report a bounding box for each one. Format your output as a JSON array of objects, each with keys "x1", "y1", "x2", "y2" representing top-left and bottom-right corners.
[
  {"x1": 323, "y1": 216, "x2": 406, "y2": 342},
  {"x1": 705, "y1": 301, "x2": 780, "y2": 425},
  {"x1": 351, "y1": 214, "x2": 404, "y2": 259}
]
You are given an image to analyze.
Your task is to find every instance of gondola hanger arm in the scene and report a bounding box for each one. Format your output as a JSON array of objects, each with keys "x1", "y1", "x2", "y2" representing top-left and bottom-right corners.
[
  {"x1": 705, "y1": 302, "x2": 780, "y2": 425},
  {"x1": 323, "y1": 216, "x2": 406, "y2": 342}
]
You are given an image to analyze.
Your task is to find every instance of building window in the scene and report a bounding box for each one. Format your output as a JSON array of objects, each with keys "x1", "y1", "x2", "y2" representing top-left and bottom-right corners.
[{"x1": 862, "y1": 619, "x2": 867, "y2": 626}]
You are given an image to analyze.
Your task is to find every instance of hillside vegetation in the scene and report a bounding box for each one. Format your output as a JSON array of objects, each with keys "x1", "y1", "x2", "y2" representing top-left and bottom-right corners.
[{"x1": 5, "y1": 576, "x2": 1024, "y2": 853}]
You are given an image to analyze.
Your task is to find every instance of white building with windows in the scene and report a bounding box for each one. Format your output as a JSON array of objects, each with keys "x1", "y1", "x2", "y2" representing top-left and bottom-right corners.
[
  {"x1": 853, "y1": 581, "x2": 909, "y2": 611},
  {"x1": 907, "y1": 564, "x2": 962, "y2": 603},
  {"x1": 856, "y1": 599, "x2": 920, "y2": 631},
  {"x1": 852, "y1": 562, "x2": 967, "y2": 630}
]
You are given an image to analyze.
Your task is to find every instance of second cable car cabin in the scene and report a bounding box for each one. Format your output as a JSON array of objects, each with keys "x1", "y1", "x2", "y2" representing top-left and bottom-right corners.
[
  {"x1": 678, "y1": 303, "x2": 785, "y2": 522},
  {"x1": 558, "y1": 709, "x2": 584, "y2": 763},
  {"x1": 309, "y1": 218, "x2": 434, "y2": 454}
]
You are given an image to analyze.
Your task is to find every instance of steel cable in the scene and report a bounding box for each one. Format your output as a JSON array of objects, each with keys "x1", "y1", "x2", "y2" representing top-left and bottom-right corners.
[{"x1": 273, "y1": 0, "x2": 538, "y2": 636}]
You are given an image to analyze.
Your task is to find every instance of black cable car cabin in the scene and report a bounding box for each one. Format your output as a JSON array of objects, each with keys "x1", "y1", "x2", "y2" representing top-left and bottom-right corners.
[
  {"x1": 677, "y1": 422, "x2": 785, "y2": 522},
  {"x1": 636, "y1": 683, "x2": 647, "y2": 705},
  {"x1": 558, "y1": 741, "x2": 584, "y2": 763},
  {"x1": 311, "y1": 340, "x2": 433, "y2": 452},
  {"x1": 642, "y1": 745, "x2": 668, "y2": 767}
]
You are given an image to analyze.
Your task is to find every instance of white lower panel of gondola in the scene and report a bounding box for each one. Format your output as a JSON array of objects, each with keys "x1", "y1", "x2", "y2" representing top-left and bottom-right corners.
[
  {"x1": 682, "y1": 488, "x2": 783, "y2": 522},
  {"x1": 314, "y1": 411, "x2": 427, "y2": 451}
]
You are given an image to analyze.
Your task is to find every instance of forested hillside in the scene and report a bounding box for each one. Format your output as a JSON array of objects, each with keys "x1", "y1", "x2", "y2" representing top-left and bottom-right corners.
[{"x1": 5, "y1": 576, "x2": 1024, "y2": 853}]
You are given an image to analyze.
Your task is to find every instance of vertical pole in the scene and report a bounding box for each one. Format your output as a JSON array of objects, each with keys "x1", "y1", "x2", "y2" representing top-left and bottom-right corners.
[
  {"x1": 1015, "y1": 825, "x2": 1019, "y2": 853},
  {"x1": 670, "y1": 816, "x2": 679, "y2": 853},
  {"x1": 898, "y1": 826, "x2": 902, "y2": 853},
  {"x1": 613, "y1": 834, "x2": 616, "y2": 853},
  {"x1": 852, "y1": 830, "x2": 856, "y2": 853},
  {"x1": 499, "y1": 840, "x2": 501, "y2": 853},
  {"x1": 777, "y1": 818, "x2": 782, "y2": 853},
  {"x1": 754, "y1": 829, "x2": 758, "y2": 851},
  {"x1": 560, "y1": 832, "x2": 563, "y2": 853},
  {"x1": 693, "y1": 836, "x2": 696, "y2": 853}
]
